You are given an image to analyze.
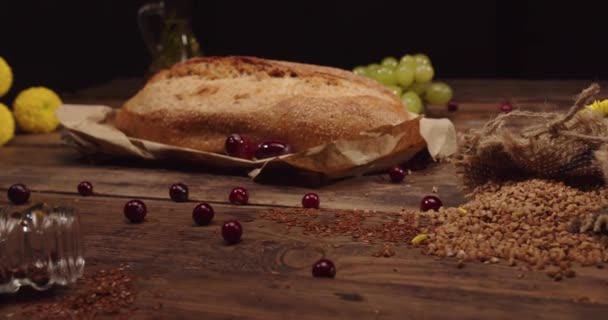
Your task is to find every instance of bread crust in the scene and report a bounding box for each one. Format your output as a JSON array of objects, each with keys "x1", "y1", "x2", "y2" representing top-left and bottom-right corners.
[{"x1": 114, "y1": 56, "x2": 413, "y2": 153}]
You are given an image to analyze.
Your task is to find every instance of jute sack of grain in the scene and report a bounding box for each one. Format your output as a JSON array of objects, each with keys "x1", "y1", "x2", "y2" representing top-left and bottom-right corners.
[{"x1": 454, "y1": 84, "x2": 608, "y2": 188}]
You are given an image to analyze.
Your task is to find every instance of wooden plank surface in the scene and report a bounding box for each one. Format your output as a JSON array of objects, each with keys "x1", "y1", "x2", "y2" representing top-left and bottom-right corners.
[{"x1": 1, "y1": 79, "x2": 608, "y2": 319}]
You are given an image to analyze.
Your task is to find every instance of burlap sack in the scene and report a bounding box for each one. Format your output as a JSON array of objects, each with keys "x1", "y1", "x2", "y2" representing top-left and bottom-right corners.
[{"x1": 453, "y1": 84, "x2": 608, "y2": 189}]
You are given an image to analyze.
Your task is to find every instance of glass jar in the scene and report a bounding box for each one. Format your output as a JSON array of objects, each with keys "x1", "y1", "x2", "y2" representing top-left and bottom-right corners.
[
  {"x1": 138, "y1": 0, "x2": 202, "y2": 76},
  {"x1": 0, "y1": 203, "x2": 85, "y2": 293}
]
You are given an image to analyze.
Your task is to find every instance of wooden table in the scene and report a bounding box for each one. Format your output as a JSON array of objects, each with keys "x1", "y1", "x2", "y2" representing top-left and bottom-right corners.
[{"x1": 2, "y1": 80, "x2": 608, "y2": 319}]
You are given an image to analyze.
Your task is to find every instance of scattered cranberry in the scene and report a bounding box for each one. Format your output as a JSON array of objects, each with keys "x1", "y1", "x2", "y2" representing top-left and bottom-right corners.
[
  {"x1": 7, "y1": 184, "x2": 30, "y2": 204},
  {"x1": 500, "y1": 102, "x2": 513, "y2": 113},
  {"x1": 124, "y1": 200, "x2": 147, "y2": 223},
  {"x1": 255, "y1": 140, "x2": 292, "y2": 159},
  {"x1": 222, "y1": 220, "x2": 243, "y2": 244},
  {"x1": 302, "y1": 193, "x2": 320, "y2": 209},
  {"x1": 447, "y1": 100, "x2": 459, "y2": 112},
  {"x1": 225, "y1": 134, "x2": 256, "y2": 160},
  {"x1": 77, "y1": 181, "x2": 94, "y2": 196},
  {"x1": 420, "y1": 195, "x2": 443, "y2": 212},
  {"x1": 169, "y1": 183, "x2": 189, "y2": 202},
  {"x1": 229, "y1": 187, "x2": 249, "y2": 205},
  {"x1": 389, "y1": 167, "x2": 405, "y2": 183},
  {"x1": 312, "y1": 259, "x2": 336, "y2": 278},
  {"x1": 192, "y1": 203, "x2": 214, "y2": 226}
]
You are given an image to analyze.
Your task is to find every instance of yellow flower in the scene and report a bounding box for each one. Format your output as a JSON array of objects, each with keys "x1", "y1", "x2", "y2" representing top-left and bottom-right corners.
[
  {"x1": 0, "y1": 57, "x2": 13, "y2": 98},
  {"x1": 0, "y1": 103, "x2": 15, "y2": 146},
  {"x1": 585, "y1": 99, "x2": 608, "y2": 115},
  {"x1": 13, "y1": 87, "x2": 63, "y2": 133},
  {"x1": 411, "y1": 233, "x2": 428, "y2": 245}
]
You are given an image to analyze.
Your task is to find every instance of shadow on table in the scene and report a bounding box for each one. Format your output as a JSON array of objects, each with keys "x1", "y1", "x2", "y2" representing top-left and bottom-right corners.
[
  {"x1": 0, "y1": 286, "x2": 68, "y2": 305},
  {"x1": 76, "y1": 150, "x2": 436, "y2": 188}
]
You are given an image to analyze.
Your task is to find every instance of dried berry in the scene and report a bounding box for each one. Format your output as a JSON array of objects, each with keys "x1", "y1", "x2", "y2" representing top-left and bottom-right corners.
[
  {"x1": 255, "y1": 140, "x2": 291, "y2": 159},
  {"x1": 77, "y1": 181, "x2": 94, "y2": 196},
  {"x1": 389, "y1": 167, "x2": 405, "y2": 183},
  {"x1": 500, "y1": 101, "x2": 513, "y2": 113},
  {"x1": 225, "y1": 134, "x2": 256, "y2": 160},
  {"x1": 301, "y1": 193, "x2": 320, "y2": 209},
  {"x1": 192, "y1": 203, "x2": 214, "y2": 226},
  {"x1": 169, "y1": 183, "x2": 189, "y2": 202},
  {"x1": 222, "y1": 220, "x2": 243, "y2": 244},
  {"x1": 420, "y1": 195, "x2": 442, "y2": 212},
  {"x1": 447, "y1": 100, "x2": 459, "y2": 112},
  {"x1": 8, "y1": 183, "x2": 30, "y2": 204},
  {"x1": 229, "y1": 187, "x2": 249, "y2": 205},
  {"x1": 124, "y1": 200, "x2": 147, "y2": 223},
  {"x1": 312, "y1": 259, "x2": 336, "y2": 278}
]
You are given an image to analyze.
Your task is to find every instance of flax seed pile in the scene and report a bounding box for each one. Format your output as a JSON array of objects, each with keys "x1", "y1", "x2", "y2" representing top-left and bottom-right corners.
[
  {"x1": 21, "y1": 264, "x2": 136, "y2": 319},
  {"x1": 259, "y1": 208, "x2": 419, "y2": 244},
  {"x1": 418, "y1": 179, "x2": 608, "y2": 279}
]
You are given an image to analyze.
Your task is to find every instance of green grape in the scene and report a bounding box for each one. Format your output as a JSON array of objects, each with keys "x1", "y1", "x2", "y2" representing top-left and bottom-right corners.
[
  {"x1": 425, "y1": 82, "x2": 453, "y2": 106},
  {"x1": 414, "y1": 53, "x2": 431, "y2": 65},
  {"x1": 386, "y1": 85, "x2": 403, "y2": 96},
  {"x1": 362, "y1": 64, "x2": 379, "y2": 79},
  {"x1": 395, "y1": 64, "x2": 414, "y2": 87},
  {"x1": 367, "y1": 63, "x2": 381, "y2": 73},
  {"x1": 381, "y1": 56, "x2": 398, "y2": 68},
  {"x1": 399, "y1": 55, "x2": 416, "y2": 67},
  {"x1": 414, "y1": 64, "x2": 434, "y2": 83},
  {"x1": 401, "y1": 91, "x2": 424, "y2": 114},
  {"x1": 353, "y1": 66, "x2": 367, "y2": 76},
  {"x1": 373, "y1": 66, "x2": 397, "y2": 86},
  {"x1": 408, "y1": 82, "x2": 430, "y2": 95}
]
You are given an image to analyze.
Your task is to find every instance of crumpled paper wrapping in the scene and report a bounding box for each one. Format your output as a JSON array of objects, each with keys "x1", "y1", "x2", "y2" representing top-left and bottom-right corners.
[{"x1": 57, "y1": 104, "x2": 457, "y2": 182}]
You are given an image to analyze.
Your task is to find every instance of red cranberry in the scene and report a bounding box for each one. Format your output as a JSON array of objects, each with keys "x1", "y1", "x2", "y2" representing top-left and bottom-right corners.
[
  {"x1": 389, "y1": 167, "x2": 405, "y2": 183},
  {"x1": 192, "y1": 203, "x2": 214, "y2": 226},
  {"x1": 222, "y1": 220, "x2": 243, "y2": 244},
  {"x1": 229, "y1": 187, "x2": 249, "y2": 205},
  {"x1": 312, "y1": 259, "x2": 336, "y2": 278},
  {"x1": 420, "y1": 195, "x2": 443, "y2": 212},
  {"x1": 225, "y1": 134, "x2": 256, "y2": 160},
  {"x1": 169, "y1": 183, "x2": 189, "y2": 202},
  {"x1": 302, "y1": 193, "x2": 320, "y2": 209},
  {"x1": 124, "y1": 200, "x2": 147, "y2": 223},
  {"x1": 77, "y1": 181, "x2": 94, "y2": 196},
  {"x1": 7, "y1": 184, "x2": 30, "y2": 204},
  {"x1": 447, "y1": 100, "x2": 459, "y2": 112},
  {"x1": 255, "y1": 140, "x2": 291, "y2": 159},
  {"x1": 500, "y1": 102, "x2": 513, "y2": 113}
]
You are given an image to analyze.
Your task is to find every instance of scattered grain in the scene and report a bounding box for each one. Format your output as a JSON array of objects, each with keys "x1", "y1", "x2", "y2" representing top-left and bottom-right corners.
[
  {"x1": 372, "y1": 244, "x2": 396, "y2": 258},
  {"x1": 22, "y1": 264, "x2": 136, "y2": 319},
  {"x1": 418, "y1": 179, "x2": 608, "y2": 273},
  {"x1": 259, "y1": 208, "x2": 419, "y2": 245}
]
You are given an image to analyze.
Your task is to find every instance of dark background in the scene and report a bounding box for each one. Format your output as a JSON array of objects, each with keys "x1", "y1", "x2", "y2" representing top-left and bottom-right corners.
[{"x1": 0, "y1": 0, "x2": 607, "y2": 99}]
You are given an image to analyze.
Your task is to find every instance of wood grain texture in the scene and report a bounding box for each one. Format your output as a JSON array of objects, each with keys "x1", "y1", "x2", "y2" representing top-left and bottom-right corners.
[
  {"x1": 0, "y1": 194, "x2": 606, "y2": 319},
  {"x1": 1, "y1": 80, "x2": 607, "y2": 319}
]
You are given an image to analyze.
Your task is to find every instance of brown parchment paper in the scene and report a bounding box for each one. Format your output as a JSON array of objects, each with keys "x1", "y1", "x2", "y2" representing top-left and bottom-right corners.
[{"x1": 57, "y1": 105, "x2": 457, "y2": 182}]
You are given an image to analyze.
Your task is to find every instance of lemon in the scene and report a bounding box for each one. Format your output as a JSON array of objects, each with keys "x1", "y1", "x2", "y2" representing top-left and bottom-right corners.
[
  {"x1": 0, "y1": 103, "x2": 15, "y2": 146},
  {"x1": 0, "y1": 57, "x2": 13, "y2": 98},
  {"x1": 13, "y1": 87, "x2": 63, "y2": 133}
]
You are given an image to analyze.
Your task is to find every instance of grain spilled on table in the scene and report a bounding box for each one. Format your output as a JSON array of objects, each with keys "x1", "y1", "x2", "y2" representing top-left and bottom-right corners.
[
  {"x1": 259, "y1": 179, "x2": 608, "y2": 280},
  {"x1": 20, "y1": 264, "x2": 137, "y2": 319}
]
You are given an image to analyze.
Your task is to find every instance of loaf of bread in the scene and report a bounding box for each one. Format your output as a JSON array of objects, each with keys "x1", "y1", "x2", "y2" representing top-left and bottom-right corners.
[{"x1": 114, "y1": 56, "x2": 414, "y2": 154}]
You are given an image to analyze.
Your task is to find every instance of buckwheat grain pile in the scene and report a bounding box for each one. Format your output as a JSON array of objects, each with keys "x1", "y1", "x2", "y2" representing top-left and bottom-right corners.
[{"x1": 416, "y1": 179, "x2": 608, "y2": 278}]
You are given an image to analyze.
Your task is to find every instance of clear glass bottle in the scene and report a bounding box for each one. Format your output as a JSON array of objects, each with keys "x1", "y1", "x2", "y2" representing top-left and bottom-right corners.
[
  {"x1": 138, "y1": 0, "x2": 202, "y2": 76},
  {"x1": 0, "y1": 203, "x2": 85, "y2": 293}
]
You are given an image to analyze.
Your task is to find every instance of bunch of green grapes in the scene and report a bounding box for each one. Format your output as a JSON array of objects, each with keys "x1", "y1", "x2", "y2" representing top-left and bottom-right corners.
[{"x1": 353, "y1": 54, "x2": 453, "y2": 114}]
